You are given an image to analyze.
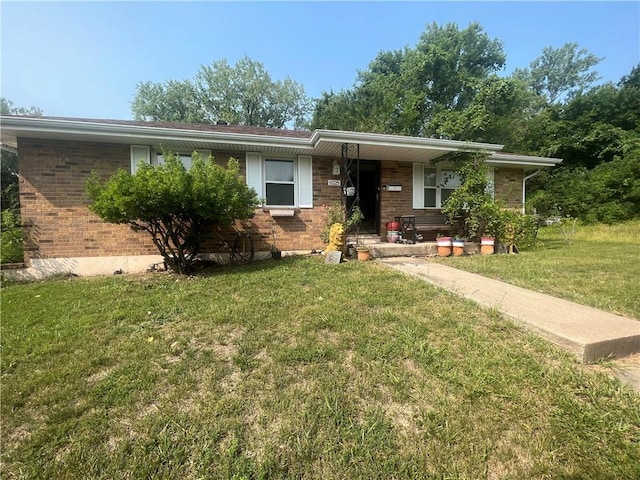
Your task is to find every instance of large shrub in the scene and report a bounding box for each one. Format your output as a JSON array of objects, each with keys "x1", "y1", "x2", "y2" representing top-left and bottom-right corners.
[
  {"x1": 87, "y1": 152, "x2": 259, "y2": 274},
  {"x1": 528, "y1": 143, "x2": 640, "y2": 223}
]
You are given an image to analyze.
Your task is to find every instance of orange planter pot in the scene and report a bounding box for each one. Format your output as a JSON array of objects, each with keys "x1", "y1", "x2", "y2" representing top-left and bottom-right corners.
[
  {"x1": 357, "y1": 248, "x2": 371, "y2": 261},
  {"x1": 480, "y1": 237, "x2": 495, "y2": 255},
  {"x1": 451, "y1": 239, "x2": 465, "y2": 256},
  {"x1": 436, "y1": 238, "x2": 452, "y2": 257}
]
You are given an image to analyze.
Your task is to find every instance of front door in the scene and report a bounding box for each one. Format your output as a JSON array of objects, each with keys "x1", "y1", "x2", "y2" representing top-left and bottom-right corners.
[{"x1": 347, "y1": 160, "x2": 380, "y2": 234}]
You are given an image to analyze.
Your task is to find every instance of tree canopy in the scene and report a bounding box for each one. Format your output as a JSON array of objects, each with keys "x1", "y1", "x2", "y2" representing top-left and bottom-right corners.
[
  {"x1": 132, "y1": 56, "x2": 311, "y2": 129},
  {"x1": 87, "y1": 152, "x2": 260, "y2": 274},
  {"x1": 514, "y1": 43, "x2": 603, "y2": 104},
  {"x1": 312, "y1": 22, "x2": 506, "y2": 136}
]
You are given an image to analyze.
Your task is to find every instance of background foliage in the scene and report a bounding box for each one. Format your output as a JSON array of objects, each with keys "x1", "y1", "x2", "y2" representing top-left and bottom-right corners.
[{"x1": 132, "y1": 56, "x2": 311, "y2": 129}]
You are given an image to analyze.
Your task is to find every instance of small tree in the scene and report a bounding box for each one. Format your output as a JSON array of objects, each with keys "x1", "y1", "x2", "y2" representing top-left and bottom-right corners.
[
  {"x1": 87, "y1": 152, "x2": 259, "y2": 274},
  {"x1": 440, "y1": 152, "x2": 497, "y2": 240}
]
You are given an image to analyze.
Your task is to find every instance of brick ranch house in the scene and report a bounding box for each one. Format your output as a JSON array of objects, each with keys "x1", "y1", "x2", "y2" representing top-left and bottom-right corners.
[{"x1": 0, "y1": 115, "x2": 561, "y2": 278}]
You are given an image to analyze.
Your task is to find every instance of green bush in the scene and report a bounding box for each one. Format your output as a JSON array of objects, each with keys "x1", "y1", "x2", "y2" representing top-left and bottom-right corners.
[
  {"x1": 494, "y1": 209, "x2": 539, "y2": 249},
  {"x1": 1, "y1": 210, "x2": 23, "y2": 264},
  {"x1": 87, "y1": 152, "x2": 259, "y2": 274},
  {"x1": 528, "y1": 144, "x2": 640, "y2": 223}
]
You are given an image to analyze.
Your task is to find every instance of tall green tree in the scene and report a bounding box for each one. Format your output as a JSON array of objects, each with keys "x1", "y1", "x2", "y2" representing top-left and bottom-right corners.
[
  {"x1": 132, "y1": 56, "x2": 311, "y2": 129},
  {"x1": 131, "y1": 80, "x2": 205, "y2": 124},
  {"x1": 538, "y1": 69, "x2": 640, "y2": 169},
  {"x1": 425, "y1": 76, "x2": 541, "y2": 148},
  {"x1": 527, "y1": 64, "x2": 640, "y2": 221},
  {"x1": 312, "y1": 22, "x2": 506, "y2": 137},
  {"x1": 514, "y1": 43, "x2": 602, "y2": 104},
  {"x1": 87, "y1": 152, "x2": 260, "y2": 274}
]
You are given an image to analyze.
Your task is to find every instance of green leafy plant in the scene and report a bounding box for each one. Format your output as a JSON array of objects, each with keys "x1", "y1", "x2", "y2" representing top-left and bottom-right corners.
[
  {"x1": 494, "y1": 209, "x2": 540, "y2": 249},
  {"x1": 87, "y1": 151, "x2": 259, "y2": 274},
  {"x1": 0, "y1": 209, "x2": 23, "y2": 264}
]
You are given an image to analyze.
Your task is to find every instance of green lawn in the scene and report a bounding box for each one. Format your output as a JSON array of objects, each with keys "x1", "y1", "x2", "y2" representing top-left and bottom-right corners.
[
  {"x1": 2, "y1": 258, "x2": 639, "y2": 479},
  {"x1": 440, "y1": 221, "x2": 640, "y2": 319}
]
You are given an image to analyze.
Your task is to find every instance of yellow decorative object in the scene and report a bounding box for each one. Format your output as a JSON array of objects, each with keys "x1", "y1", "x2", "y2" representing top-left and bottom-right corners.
[{"x1": 326, "y1": 223, "x2": 345, "y2": 252}]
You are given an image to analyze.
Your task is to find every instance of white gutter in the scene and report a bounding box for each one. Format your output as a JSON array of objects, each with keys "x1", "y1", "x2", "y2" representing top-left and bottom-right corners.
[
  {"x1": 522, "y1": 169, "x2": 542, "y2": 214},
  {"x1": 1, "y1": 116, "x2": 507, "y2": 154},
  {"x1": 311, "y1": 129, "x2": 505, "y2": 152},
  {"x1": 0, "y1": 116, "x2": 312, "y2": 150},
  {"x1": 488, "y1": 152, "x2": 562, "y2": 168}
]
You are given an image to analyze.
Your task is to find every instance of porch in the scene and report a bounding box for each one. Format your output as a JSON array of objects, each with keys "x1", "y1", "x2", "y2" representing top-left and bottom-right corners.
[{"x1": 348, "y1": 235, "x2": 481, "y2": 258}]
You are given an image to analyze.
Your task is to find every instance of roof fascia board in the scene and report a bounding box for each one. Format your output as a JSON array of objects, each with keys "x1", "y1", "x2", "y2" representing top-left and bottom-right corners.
[
  {"x1": 311, "y1": 129, "x2": 505, "y2": 152},
  {"x1": 488, "y1": 153, "x2": 562, "y2": 167},
  {"x1": 1, "y1": 117, "x2": 313, "y2": 151}
]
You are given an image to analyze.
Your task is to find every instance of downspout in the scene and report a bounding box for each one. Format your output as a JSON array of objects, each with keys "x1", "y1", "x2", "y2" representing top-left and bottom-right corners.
[{"x1": 522, "y1": 169, "x2": 542, "y2": 214}]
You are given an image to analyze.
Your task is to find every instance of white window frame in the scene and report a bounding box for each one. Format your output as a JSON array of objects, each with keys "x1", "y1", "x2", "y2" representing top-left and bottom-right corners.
[
  {"x1": 154, "y1": 150, "x2": 211, "y2": 170},
  {"x1": 130, "y1": 146, "x2": 211, "y2": 173},
  {"x1": 413, "y1": 163, "x2": 494, "y2": 209},
  {"x1": 264, "y1": 157, "x2": 297, "y2": 208},
  {"x1": 245, "y1": 153, "x2": 313, "y2": 209}
]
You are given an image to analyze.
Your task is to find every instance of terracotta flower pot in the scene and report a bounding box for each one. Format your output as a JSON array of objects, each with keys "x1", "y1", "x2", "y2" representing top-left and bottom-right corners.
[
  {"x1": 452, "y1": 239, "x2": 465, "y2": 256},
  {"x1": 357, "y1": 248, "x2": 371, "y2": 261},
  {"x1": 436, "y1": 237, "x2": 452, "y2": 257},
  {"x1": 480, "y1": 237, "x2": 495, "y2": 255}
]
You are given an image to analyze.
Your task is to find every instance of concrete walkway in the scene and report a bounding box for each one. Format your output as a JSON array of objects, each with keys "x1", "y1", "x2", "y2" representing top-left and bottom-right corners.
[{"x1": 376, "y1": 257, "x2": 640, "y2": 389}]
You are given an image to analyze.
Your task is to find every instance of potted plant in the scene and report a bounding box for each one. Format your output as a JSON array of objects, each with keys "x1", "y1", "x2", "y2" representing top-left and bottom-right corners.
[
  {"x1": 356, "y1": 245, "x2": 371, "y2": 261},
  {"x1": 436, "y1": 234, "x2": 452, "y2": 257},
  {"x1": 452, "y1": 236, "x2": 465, "y2": 256},
  {"x1": 480, "y1": 236, "x2": 495, "y2": 255},
  {"x1": 345, "y1": 206, "x2": 368, "y2": 260}
]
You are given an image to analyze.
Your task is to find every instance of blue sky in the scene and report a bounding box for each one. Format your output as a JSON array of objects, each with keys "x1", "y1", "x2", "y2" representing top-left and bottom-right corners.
[{"x1": 2, "y1": 1, "x2": 638, "y2": 120}]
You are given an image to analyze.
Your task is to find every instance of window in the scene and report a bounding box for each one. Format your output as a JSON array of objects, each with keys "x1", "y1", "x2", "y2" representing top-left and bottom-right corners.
[
  {"x1": 245, "y1": 153, "x2": 313, "y2": 209},
  {"x1": 265, "y1": 159, "x2": 295, "y2": 206},
  {"x1": 155, "y1": 153, "x2": 192, "y2": 169},
  {"x1": 129, "y1": 146, "x2": 210, "y2": 173},
  {"x1": 155, "y1": 150, "x2": 210, "y2": 170},
  {"x1": 414, "y1": 163, "x2": 468, "y2": 209},
  {"x1": 414, "y1": 163, "x2": 494, "y2": 209}
]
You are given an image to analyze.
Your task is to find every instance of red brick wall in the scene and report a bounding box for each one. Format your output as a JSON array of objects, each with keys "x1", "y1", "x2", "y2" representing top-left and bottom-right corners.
[
  {"x1": 18, "y1": 138, "x2": 158, "y2": 260},
  {"x1": 494, "y1": 168, "x2": 523, "y2": 208},
  {"x1": 240, "y1": 155, "x2": 342, "y2": 252},
  {"x1": 17, "y1": 138, "x2": 343, "y2": 259},
  {"x1": 379, "y1": 161, "x2": 414, "y2": 228}
]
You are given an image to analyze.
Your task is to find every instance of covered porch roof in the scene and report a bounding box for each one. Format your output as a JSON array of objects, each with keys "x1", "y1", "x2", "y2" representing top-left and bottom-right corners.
[{"x1": 0, "y1": 115, "x2": 562, "y2": 168}]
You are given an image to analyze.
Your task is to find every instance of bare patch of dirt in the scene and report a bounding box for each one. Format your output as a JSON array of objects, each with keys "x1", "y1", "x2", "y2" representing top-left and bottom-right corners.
[
  {"x1": 586, "y1": 353, "x2": 640, "y2": 392},
  {"x1": 86, "y1": 366, "x2": 115, "y2": 385}
]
